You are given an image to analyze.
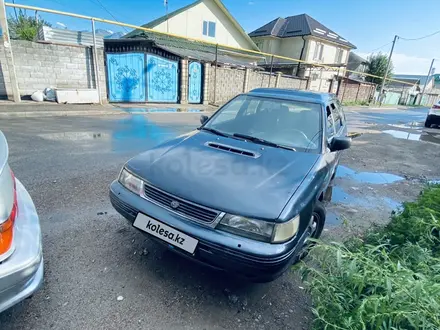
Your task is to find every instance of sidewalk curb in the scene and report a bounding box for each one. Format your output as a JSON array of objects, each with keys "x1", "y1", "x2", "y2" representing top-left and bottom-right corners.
[
  {"x1": 0, "y1": 109, "x2": 212, "y2": 118},
  {"x1": 0, "y1": 110, "x2": 126, "y2": 118}
]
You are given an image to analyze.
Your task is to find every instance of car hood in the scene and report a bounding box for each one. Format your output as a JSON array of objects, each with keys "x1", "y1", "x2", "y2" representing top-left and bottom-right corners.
[{"x1": 126, "y1": 131, "x2": 319, "y2": 220}]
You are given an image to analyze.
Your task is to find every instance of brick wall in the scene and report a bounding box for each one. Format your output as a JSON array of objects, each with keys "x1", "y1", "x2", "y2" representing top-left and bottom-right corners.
[{"x1": 0, "y1": 39, "x2": 106, "y2": 101}]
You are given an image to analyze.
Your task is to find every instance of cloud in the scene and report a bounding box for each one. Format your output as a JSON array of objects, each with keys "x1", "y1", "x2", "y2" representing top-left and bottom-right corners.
[
  {"x1": 56, "y1": 22, "x2": 66, "y2": 28},
  {"x1": 248, "y1": 1, "x2": 255, "y2": 4},
  {"x1": 357, "y1": 52, "x2": 433, "y2": 75}
]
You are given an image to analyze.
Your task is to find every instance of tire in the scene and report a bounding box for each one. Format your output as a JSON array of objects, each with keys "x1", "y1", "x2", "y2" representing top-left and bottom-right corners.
[
  {"x1": 425, "y1": 119, "x2": 432, "y2": 128},
  {"x1": 310, "y1": 201, "x2": 326, "y2": 240},
  {"x1": 294, "y1": 201, "x2": 326, "y2": 263}
]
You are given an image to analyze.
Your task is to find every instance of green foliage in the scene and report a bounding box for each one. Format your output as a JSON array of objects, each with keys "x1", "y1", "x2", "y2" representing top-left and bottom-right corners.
[
  {"x1": 7, "y1": 10, "x2": 52, "y2": 41},
  {"x1": 365, "y1": 53, "x2": 393, "y2": 86},
  {"x1": 302, "y1": 185, "x2": 440, "y2": 330}
]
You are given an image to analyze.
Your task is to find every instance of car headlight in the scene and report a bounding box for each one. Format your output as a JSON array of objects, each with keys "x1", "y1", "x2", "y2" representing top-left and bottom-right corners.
[
  {"x1": 273, "y1": 215, "x2": 300, "y2": 243},
  {"x1": 119, "y1": 168, "x2": 143, "y2": 195},
  {"x1": 218, "y1": 214, "x2": 300, "y2": 243}
]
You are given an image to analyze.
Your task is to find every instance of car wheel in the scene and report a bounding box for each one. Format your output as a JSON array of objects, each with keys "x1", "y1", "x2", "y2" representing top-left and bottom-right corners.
[
  {"x1": 295, "y1": 201, "x2": 326, "y2": 262},
  {"x1": 425, "y1": 118, "x2": 432, "y2": 128}
]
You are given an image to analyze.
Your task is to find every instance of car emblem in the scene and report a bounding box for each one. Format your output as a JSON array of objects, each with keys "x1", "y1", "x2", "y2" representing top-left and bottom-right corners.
[{"x1": 170, "y1": 200, "x2": 180, "y2": 209}]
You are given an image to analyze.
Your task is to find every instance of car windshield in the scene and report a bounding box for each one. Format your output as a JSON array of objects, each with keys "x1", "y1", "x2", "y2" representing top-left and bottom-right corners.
[{"x1": 204, "y1": 95, "x2": 322, "y2": 152}]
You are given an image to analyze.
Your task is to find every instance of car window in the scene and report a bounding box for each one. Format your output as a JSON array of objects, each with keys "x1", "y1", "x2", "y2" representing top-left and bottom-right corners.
[
  {"x1": 205, "y1": 95, "x2": 323, "y2": 152},
  {"x1": 330, "y1": 102, "x2": 342, "y2": 132},
  {"x1": 335, "y1": 99, "x2": 346, "y2": 123},
  {"x1": 243, "y1": 99, "x2": 260, "y2": 115},
  {"x1": 209, "y1": 96, "x2": 245, "y2": 124},
  {"x1": 326, "y1": 105, "x2": 335, "y2": 139}
]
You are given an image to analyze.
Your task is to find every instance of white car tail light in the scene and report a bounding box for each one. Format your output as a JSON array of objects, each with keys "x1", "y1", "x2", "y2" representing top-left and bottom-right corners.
[{"x1": 0, "y1": 132, "x2": 17, "y2": 262}]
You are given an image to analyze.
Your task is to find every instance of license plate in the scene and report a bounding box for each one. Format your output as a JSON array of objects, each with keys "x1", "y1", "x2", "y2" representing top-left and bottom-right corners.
[{"x1": 133, "y1": 213, "x2": 198, "y2": 254}]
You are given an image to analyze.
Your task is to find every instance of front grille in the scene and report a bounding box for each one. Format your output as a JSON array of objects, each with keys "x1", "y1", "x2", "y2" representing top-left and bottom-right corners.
[{"x1": 143, "y1": 184, "x2": 219, "y2": 223}]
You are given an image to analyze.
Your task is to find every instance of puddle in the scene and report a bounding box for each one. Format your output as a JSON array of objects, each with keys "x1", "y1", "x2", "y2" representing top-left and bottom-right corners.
[
  {"x1": 38, "y1": 132, "x2": 110, "y2": 141},
  {"x1": 119, "y1": 107, "x2": 202, "y2": 114},
  {"x1": 383, "y1": 129, "x2": 440, "y2": 144},
  {"x1": 383, "y1": 130, "x2": 421, "y2": 141},
  {"x1": 332, "y1": 186, "x2": 370, "y2": 207},
  {"x1": 326, "y1": 211, "x2": 340, "y2": 226},
  {"x1": 111, "y1": 114, "x2": 177, "y2": 152},
  {"x1": 389, "y1": 122, "x2": 423, "y2": 130},
  {"x1": 383, "y1": 197, "x2": 401, "y2": 210},
  {"x1": 337, "y1": 165, "x2": 404, "y2": 184},
  {"x1": 328, "y1": 185, "x2": 400, "y2": 226}
]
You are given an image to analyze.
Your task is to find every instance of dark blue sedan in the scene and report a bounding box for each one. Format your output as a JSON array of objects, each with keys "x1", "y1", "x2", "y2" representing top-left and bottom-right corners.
[{"x1": 110, "y1": 88, "x2": 350, "y2": 282}]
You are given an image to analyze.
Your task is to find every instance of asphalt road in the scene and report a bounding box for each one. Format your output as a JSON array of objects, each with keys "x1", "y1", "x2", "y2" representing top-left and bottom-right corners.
[
  {"x1": 0, "y1": 107, "x2": 436, "y2": 330},
  {"x1": 0, "y1": 113, "x2": 311, "y2": 330}
]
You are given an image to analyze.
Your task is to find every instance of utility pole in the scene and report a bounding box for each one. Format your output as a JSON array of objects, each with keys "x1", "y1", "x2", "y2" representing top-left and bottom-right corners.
[
  {"x1": 91, "y1": 19, "x2": 102, "y2": 105},
  {"x1": 378, "y1": 35, "x2": 398, "y2": 105},
  {"x1": 419, "y1": 58, "x2": 435, "y2": 106},
  {"x1": 0, "y1": 0, "x2": 21, "y2": 102},
  {"x1": 164, "y1": 0, "x2": 169, "y2": 33}
]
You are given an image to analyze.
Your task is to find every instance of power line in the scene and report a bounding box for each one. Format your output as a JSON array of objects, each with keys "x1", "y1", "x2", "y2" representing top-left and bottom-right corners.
[
  {"x1": 89, "y1": 0, "x2": 129, "y2": 33},
  {"x1": 368, "y1": 41, "x2": 393, "y2": 53},
  {"x1": 400, "y1": 30, "x2": 440, "y2": 41}
]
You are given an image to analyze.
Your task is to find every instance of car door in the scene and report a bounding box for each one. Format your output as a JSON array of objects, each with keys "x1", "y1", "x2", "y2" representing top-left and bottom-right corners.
[
  {"x1": 322, "y1": 102, "x2": 338, "y2": 188},
  {"x1": 334, "y1": 99, "x2": 347, "y2": 137}
]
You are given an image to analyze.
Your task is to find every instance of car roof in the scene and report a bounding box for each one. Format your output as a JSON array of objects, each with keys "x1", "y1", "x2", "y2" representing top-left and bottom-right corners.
[{"x1": 247, "y1": 88, "x2": 335, "y2": 104}]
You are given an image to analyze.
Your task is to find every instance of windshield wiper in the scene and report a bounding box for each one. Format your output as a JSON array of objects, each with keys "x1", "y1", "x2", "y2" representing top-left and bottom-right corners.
[
  {"x1": 232, "y1": 133, "x2": 296, "y2": 151},
  {"x1": 199, "y1": 127, "x2": 229, "y2": 137}
]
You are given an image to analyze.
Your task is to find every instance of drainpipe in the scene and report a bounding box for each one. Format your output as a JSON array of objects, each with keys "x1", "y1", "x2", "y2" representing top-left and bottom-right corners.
[{"x1": 296, "y1": 36, "x2": 307, "y2": 76}]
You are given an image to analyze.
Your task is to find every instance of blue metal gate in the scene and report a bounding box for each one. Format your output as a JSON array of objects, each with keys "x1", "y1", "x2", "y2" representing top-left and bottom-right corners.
[
  {"x1": 106, "y1": 53, "x2": 145, "y2": 102},
  {"x1": 146, "y1": 54, "x2": 178, "y2": 102},
  {"x1": 188, "y1": 62, "x2": 202, "y2": 103}
]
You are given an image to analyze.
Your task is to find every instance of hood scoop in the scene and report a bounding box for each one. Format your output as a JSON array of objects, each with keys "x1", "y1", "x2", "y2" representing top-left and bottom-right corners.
[{"x1": 205, "y1": 142, "x2": 260, "y2": 158}]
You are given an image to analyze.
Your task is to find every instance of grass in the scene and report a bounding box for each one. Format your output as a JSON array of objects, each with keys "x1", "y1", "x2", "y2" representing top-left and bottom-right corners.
[
  {"x1": 301, "y1": 185, "x2": 440, "y2": 330},
  {"x1": 342, "y1": 101, "x2": 371, "y2": 106}
]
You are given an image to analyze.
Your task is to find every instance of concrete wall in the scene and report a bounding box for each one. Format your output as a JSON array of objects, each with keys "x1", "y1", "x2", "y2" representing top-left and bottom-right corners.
[
  {"x1": 338, "y1": 79, "x2": 375, "y2": 103},
  {"x1": 207, "y1": 65, "x2": 307, "y2": 104},
  {"x1": 153, "y1": 0, "x2": 255, "y2": 49},
  {"x1": 247, "y1": 71, "x2": 277, "y2": 90},
  {"x1": 209, "y1": 66, "x2": 246, "y2": 104},
  {"x1": 0, "y1": 39, "x2": 106, "y2": 101},
  {"x1": 277, "y1": 74, "x2": 308, "y2": 89}
]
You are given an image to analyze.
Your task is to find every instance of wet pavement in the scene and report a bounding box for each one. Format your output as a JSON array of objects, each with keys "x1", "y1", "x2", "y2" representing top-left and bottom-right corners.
[{"x1": 1, "y1": 106, "x2": 440, "y2": 330}]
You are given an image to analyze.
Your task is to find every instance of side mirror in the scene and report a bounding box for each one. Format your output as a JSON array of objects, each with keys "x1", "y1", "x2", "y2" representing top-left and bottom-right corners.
[
  {"x1": 200, "y1": 115, "x2": 209, "y2": 125},
  {"x1": 330, "y1": 136, "x2": 351, "y2": 152}
]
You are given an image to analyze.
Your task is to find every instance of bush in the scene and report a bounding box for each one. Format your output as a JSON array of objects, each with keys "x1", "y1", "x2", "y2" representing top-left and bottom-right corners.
[{"x1": 302, "y1": 185, "x2": 440, "y2": 330}]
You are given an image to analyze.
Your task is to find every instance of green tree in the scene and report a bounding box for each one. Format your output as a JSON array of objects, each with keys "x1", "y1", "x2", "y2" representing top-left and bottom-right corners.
[
  {"x1": 7, "y1": 10, "x2": 52, "y2": 41},
  {"x1": 365, "y1": 53, "x2": 393, "y2": 86}
]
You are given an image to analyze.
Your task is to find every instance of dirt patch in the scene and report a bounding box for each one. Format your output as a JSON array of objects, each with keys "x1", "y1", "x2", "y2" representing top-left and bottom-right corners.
[{"x1": 324, "y1": 130, "x2": 440, "y2": 240}]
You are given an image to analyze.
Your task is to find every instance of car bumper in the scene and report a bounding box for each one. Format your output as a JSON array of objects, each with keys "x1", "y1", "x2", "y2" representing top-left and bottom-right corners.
[
  {"x1": 427, "y1": 113, "x2": 440, "y2": 124},
  {"x1": 0, "y1": 179, "x2": 43, "y2": 314},
  {"x1": 110, "y1": 181, "x2": 305, "y2": 282}
]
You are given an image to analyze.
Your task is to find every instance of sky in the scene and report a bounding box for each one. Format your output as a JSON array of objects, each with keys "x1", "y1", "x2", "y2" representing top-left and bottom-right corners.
[{"x1": 7, "y1": 0, "x2": 440, "y2": 75}]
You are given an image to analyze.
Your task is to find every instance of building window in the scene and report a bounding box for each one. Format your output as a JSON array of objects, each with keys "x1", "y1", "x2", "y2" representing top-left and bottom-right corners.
[
  {"x1": 203, "y1": 21, "x2": 216, "y2": 37},
  {"x1": 313, "y1": 43, "x2": 324, "y2": 61},
  {"x1": 335, "y1": 48, "x2": 343, "y2": 64}
]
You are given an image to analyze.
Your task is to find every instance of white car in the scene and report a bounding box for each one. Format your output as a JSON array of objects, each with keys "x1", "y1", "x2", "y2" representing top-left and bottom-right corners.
[
  {"x1": 0, "y1": 131, "x2": 43, "y2": 313},
  {"x1": 425, "y1": 101, "x2": 440, "y2": 128}
]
